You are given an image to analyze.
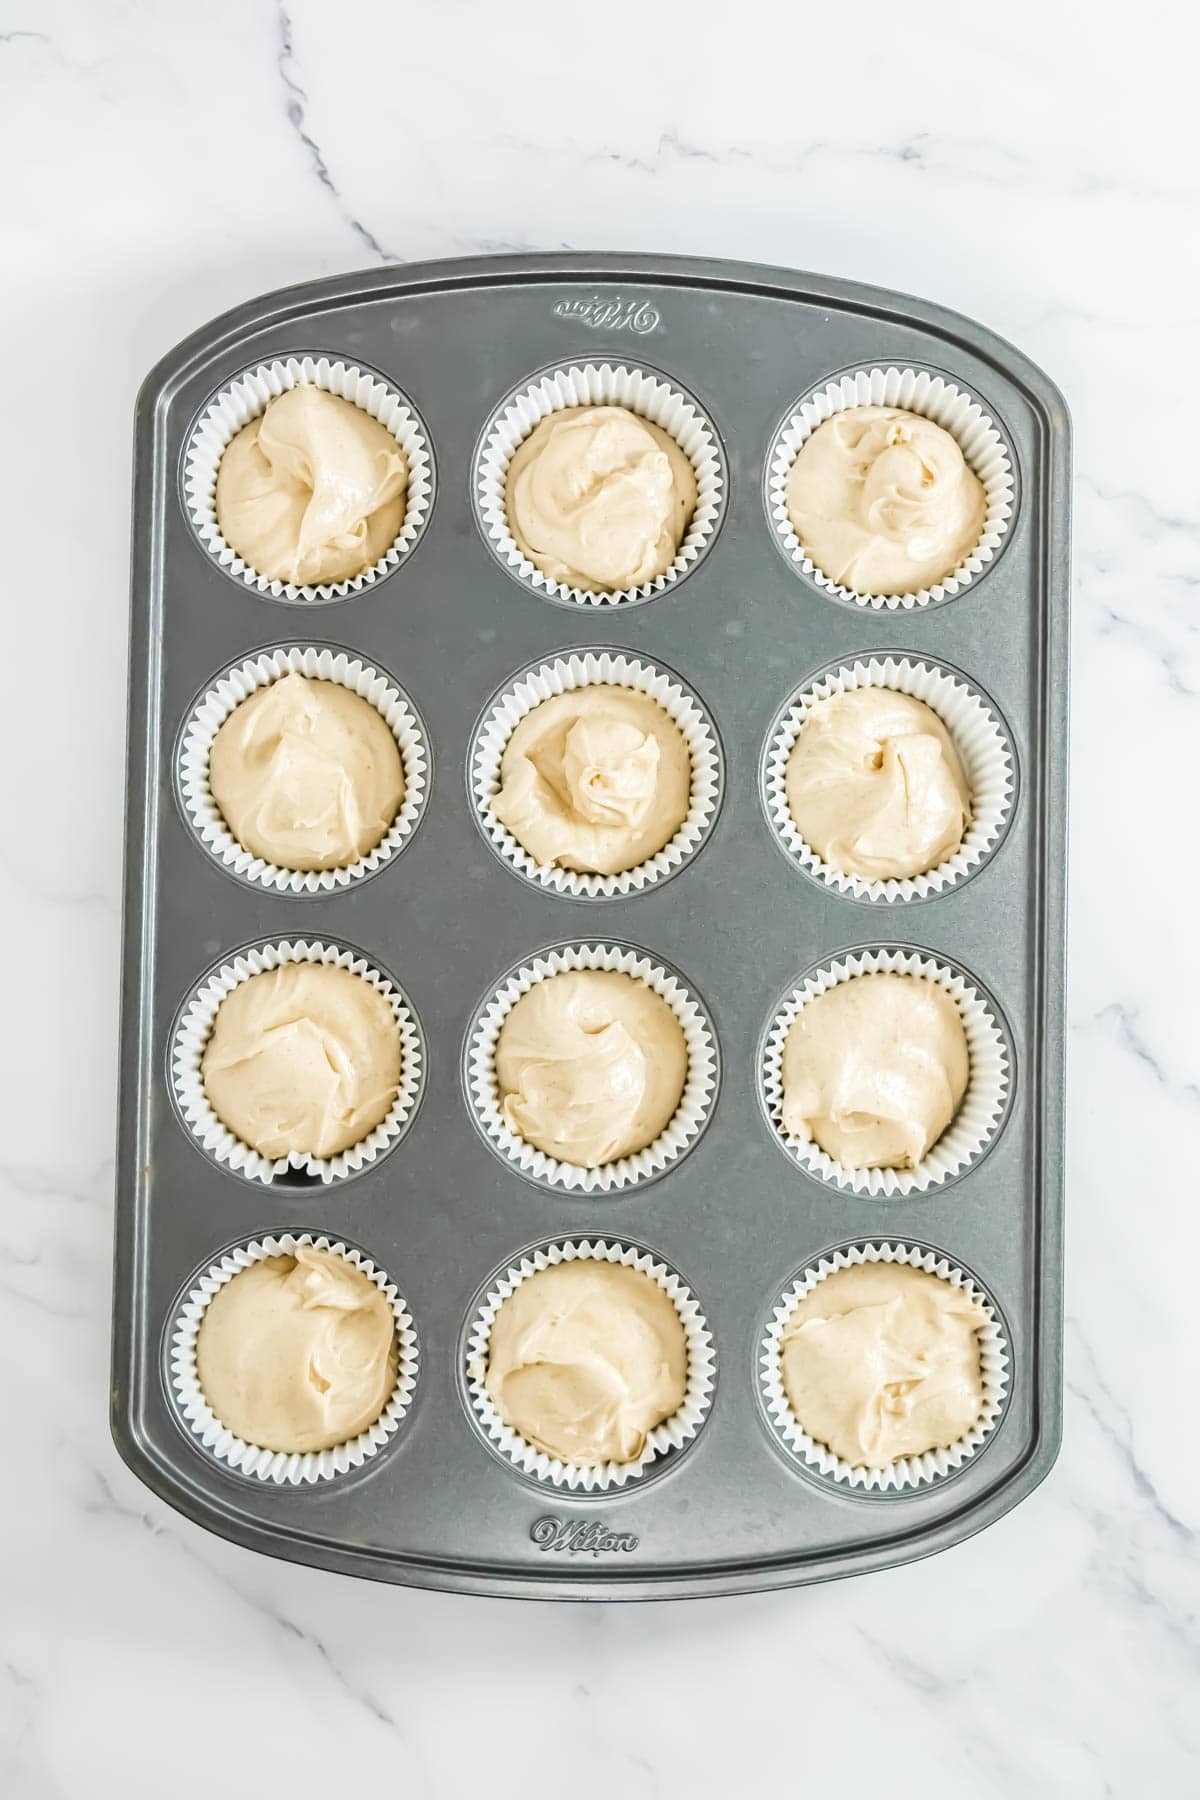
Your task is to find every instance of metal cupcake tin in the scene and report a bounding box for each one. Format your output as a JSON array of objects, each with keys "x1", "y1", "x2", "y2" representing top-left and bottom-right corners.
[{"x1": 112, "y1": 252, "x2": 1069, "y2": 1599}]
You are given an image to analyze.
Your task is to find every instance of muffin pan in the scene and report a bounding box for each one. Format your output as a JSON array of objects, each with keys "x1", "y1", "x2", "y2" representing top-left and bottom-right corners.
[{"x1": 112, "y1": 252, "x2": 1069, "y2": 1599}]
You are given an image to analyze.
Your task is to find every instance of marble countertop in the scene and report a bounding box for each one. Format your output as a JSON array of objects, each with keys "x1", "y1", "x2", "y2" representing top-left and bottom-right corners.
[{"x1": 3, "y1": 3, "x2": 1196, "y2": 1795}]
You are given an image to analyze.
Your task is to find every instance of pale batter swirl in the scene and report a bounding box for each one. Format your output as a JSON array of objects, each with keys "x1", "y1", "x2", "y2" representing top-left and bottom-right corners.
[
  {"x1": 781, "y1": 973, "x2": 968, "y2": 1171},
  {"x1": 216, "y1": 386, "x2": 407, "y2": 586},
  {"x1": 495, "y1": 969, "x2": 686, "y2": 1167},
  {"x1": 785, "y1": 406, "x2": 985, "y2": 597},
  {"x1": 485, "y1": 1260, "x2": 686, "y2": 1465},
  {"x1": 506, "y1": 405, "x2": 696, "y2": 590},
  {"x1": 491, "y1": 686, "x2": 690, "y2": 876},
  {"x1": 196, "y1": 1245, "x2": 397, "y2": 1454},
  {"x1": 780, "y1": 1261, "x2": 987, "y2": 1468},
  {"x1": 202, "y1": 963, "x2": 401, "y2": 1160},
  {"x1": 785, "y1": 687, "x2": 971, "y2": 880},
  {"x1": 209, "y1": 672, "x2": 404, "y2": 872}
]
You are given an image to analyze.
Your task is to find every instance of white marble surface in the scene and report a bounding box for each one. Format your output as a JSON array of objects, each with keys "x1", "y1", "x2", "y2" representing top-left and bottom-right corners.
[{"x1": 2, "y1": 2, "x2": 1198, "y2": 1794}]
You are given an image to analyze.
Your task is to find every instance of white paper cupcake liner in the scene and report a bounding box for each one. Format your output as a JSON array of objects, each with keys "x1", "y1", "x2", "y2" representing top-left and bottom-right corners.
[
  {"x1": 761, "y1": 945, "x2": 1011, "y2": 1197},
  {"x1": 169, "y1": 1231, "x2": 418, "y2": 1485},
  {"x1": 763, "y1": 655, "x2": 1016, "y2": 902},
  {"x1": 760, "y1": 1240, "x2": 1010, "y2": 1492},
  {"x1": 465, "y1": 1238, "x2": 715, "y2": 1491},
  {"x1": 475, "y1": 362, "x2": 725, "y2": 607},
  {"x1": 177, "y1": 644, "x2": 430, "y2": 895},
  {"x1": 465, "y1": 942, "x2": 718, "y2": 1192},
  {"x1": 183, "y1": 355, "x2": 434, "y2": 602},
  {"x1": 470, "y1": 648, "x2": 722, "y2": 899},
  {"x1": 171, "y1": 939, "x2": 425, "y2": 1185},
  {"x1": 766, "y1": 366, "x2": 1015, "y2": 610}
]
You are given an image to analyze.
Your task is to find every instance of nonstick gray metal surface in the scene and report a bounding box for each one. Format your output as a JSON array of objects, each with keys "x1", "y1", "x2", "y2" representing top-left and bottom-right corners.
[{"x1": 112, "y1": 252, "x2": 1069, "y2": 1599}]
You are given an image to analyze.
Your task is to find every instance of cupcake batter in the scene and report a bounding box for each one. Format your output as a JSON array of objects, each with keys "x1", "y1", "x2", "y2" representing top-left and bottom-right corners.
[
  {"x1": 495, "y1": 969, "x2": 687, "y2": 1167},
  {"x1": 785, "y1": 406, "x2": 986, "y2": 597},
  {"x1": 216, "y1": 385, "x2": 407, "y2": 586},
  {"x1": 780, "y1": 1260, "x2": 988, "y2": 1467},
  {"x1": 506, "y1": 405, "x2": 696, "y2": 590},
  {"x1": 209, "y1": 672, "x2": 405, "y2": 872},
  {"x1": 202, "y1": 962, "x2": 402, "y2": 1160},
  {"x1": 785, "y1": 687, "x2": 971, "y2": 880},
  {"x1": 490, "y1": 685, "x2": 690, "y2": 876},
  {"x1": 781, "y1": 972, "x2": 968, "y2": 1170},
  {"x1": 196, "y1": 1245, "x2": 397, "y2": 1454},
  {"x1": 484, "y1": 1259, "x2": 687, "y2": 1465}
]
